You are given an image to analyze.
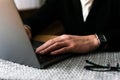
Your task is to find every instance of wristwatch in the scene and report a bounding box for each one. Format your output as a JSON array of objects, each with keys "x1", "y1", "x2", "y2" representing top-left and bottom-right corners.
[{"x1": 96, "y1": 34, "x2": 107, "y2": 49}]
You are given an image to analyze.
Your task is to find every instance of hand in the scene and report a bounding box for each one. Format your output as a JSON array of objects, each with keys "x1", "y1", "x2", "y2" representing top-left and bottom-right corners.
[
  {"x1": 36, "y1": 34, "x2": 100, "y2": 55},
  {"x1": 24, "y1": 25, "x2": 32, "y2": 39}
]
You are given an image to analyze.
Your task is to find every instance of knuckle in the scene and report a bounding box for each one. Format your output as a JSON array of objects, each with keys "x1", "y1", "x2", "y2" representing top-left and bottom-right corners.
[
  {"x1": 54, "y1": 42, "x2": 60, "y2": 47},
  {"x1": 69, "y1": 45, "x2": 75, "y2": 50},
  {"x1": 69, "y1": 43, "x2": 76, "y2": 49},
  {"x1": 48, "y1": 39, "x2": 55, "y2": 44},
  {"x1": 61, "y1": 34, "x2": 71, "y2": 39}
]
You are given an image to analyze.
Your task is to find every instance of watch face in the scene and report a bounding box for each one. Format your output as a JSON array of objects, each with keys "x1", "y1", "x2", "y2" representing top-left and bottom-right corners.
[
  {"x1": 96, "y1": 34, "x2": 108, "y2": 50},
  {"x1": 97, "y1": 34, "x2": 107, "y2": 43}
]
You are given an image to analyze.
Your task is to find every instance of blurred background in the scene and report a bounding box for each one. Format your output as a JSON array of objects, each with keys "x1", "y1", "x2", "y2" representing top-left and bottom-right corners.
[
  {"x1": 14, "y1": 0, "x2": 46, "y2": 19},
  {"x1": 14, "y1": 0, "x2": 64, "y2": 41},
  {"x1": 14, "y1": 0, "x2": 45, "y2": 10}
]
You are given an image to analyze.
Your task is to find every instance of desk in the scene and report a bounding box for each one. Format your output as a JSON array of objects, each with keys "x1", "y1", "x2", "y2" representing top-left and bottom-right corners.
[{"x1": 0, "y1": 51, "x2": 120, "y2": 80}]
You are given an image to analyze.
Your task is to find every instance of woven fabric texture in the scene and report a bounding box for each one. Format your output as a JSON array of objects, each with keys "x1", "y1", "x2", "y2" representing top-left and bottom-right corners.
[{"x1": 0, "y1": 52, "x2": 120, "y2": 80}]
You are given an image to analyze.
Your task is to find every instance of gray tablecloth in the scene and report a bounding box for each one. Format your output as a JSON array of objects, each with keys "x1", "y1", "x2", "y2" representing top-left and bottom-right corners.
[{"x1": 0, "y1": 52, "x2": 120, "y2": 80}]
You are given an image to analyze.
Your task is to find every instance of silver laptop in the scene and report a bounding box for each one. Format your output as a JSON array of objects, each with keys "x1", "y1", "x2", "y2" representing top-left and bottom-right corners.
[
  {"x1": 0, "y1": 0, "x2": 41, "y2": 68},
  {"x1": 0, "y1": 0, "x2": 73, "y2": 69}
]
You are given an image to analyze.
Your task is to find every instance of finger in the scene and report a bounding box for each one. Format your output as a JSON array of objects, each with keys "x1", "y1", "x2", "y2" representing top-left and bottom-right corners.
[
  {"x1": 50, "y1": 47, "x2": 70, "y2": 55},
  {"x1": 36, "y1": 36, "x2": 65, "y2": 53},
  {"x1": 36, "y1": 42, "x2": 67, "y2": 54},
  {"x1": 36, "y1": 39, "x2": 56, "y2": 53}
]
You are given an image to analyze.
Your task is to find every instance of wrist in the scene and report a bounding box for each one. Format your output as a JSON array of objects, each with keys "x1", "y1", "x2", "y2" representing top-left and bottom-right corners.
[
  {"x1": 86, "y1": 34, "x2": 101, "y2": 50},
  {"x1": 91, "y1": 34, "x2": 101, "y2": 48}
]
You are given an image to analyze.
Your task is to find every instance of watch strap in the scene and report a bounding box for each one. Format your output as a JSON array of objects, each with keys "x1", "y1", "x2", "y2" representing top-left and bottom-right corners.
[{"x1": 96, "y1": 34, "x2": 108, "y2": 50}]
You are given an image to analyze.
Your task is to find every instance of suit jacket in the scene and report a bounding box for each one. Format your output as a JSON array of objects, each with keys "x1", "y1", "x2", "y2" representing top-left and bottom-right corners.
[{"x1": 25, "y1": 0, "x2": 120, "y2": 51}]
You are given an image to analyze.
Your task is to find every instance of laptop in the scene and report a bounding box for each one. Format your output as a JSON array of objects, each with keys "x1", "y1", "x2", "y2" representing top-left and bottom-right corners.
[{"x1": 0, "y1": 0, "x2": 73, "y2": 69}]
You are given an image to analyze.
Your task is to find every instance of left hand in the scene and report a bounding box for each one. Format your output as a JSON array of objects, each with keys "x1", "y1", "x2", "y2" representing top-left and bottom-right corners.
[
  {"x1": 24, "y1": 25, "x2": 32, "y2": 39},
  {"x1": 36, "y1": 34, "x2": 100, "y2": 55}
]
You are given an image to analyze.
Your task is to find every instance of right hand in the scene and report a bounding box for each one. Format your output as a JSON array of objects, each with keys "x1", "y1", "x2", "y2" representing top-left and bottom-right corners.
[{"x1": 36, "y1": 34, "x2": 100, "y2": 55}]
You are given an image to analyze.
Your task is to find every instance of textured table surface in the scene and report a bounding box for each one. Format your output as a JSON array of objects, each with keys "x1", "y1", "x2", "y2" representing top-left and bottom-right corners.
[{"x1": 0, "y1": 51, "x2": 120, "y2": 80}]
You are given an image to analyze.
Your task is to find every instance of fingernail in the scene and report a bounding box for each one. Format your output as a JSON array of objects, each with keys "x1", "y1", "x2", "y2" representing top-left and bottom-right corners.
[
  {"x1": 35, "y1": 49, "x2": 39, "y2": 53},
  {"x1": 38, "y1": 51, "x2": 45, "y2": 54},
  {"x1": 50, "y1": 52, "x2": 56, "y2": 55},
  {"x1": 35, "y1": 50, "x2": 42, "y2": 54}
]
